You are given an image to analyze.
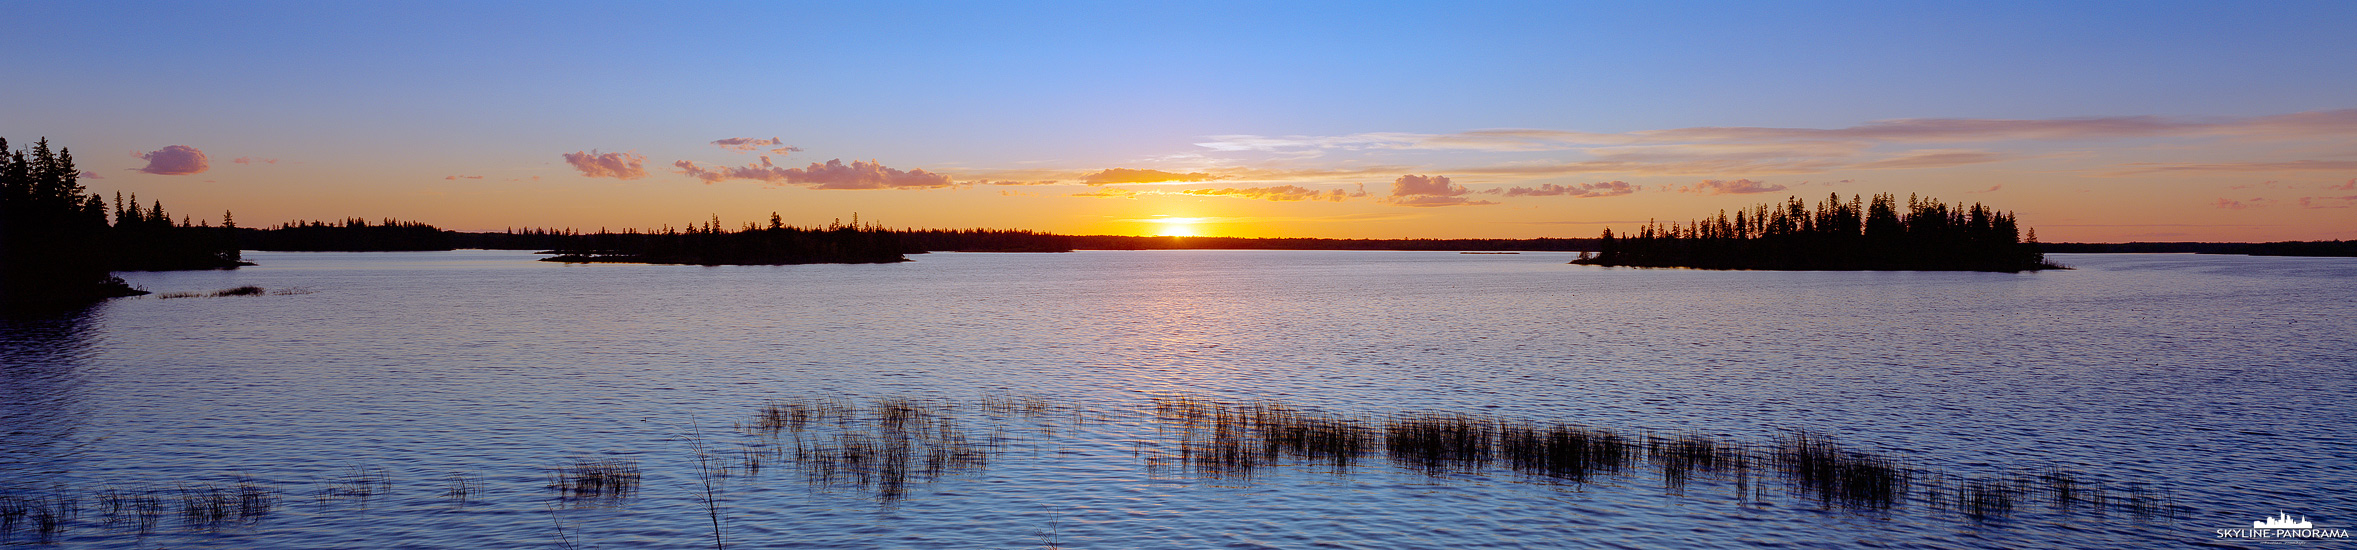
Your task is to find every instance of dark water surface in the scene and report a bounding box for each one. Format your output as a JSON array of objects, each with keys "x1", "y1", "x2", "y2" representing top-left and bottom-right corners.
[{"x1": 3, "y1": 250, "x2": 2351, "y2": 548}]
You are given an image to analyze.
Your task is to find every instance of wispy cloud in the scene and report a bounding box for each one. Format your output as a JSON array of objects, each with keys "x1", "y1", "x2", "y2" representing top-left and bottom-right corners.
[
  {"x1": 231, "y1": 156, "x2": 279, "y2": 165},
  {"x1": 1081, "y1": 168, "x2": 1223, "y2": 185},
  {"x1": 712, "y1": 137, "x2": 800, "y2": 154},
  {"x1": 1069, "y1": 188, "x2": 1140, "y2": 198},
  {"x1": 673, "y1": 157, "x2": 954, "y2": 189},
  {"x1": 132, "y1": 145, "x2": 208, "y2": 175},
  {"x1": 1383, "y1": 174, "x2": 1495, "y2": 207},
  {"x1": 1674, "y1": 179, "x2": 1788, "y2": 195},
  {"x1": 2298, "y1": 195, "x2": 2357, "y2": 209},
  {"x1": 1181, "y1": 185, "x2": 1367, "y2": 202},
  {"x1": 2215, "y1": 197, "x2": 2276, "y2": 209},
  {"x1": 444, "y1": 175, "x2": 484, "y2": 180},
  {"x1": 1486, "y1": 180, "x2": 1636, "y2": 198},
  {"x1": 562, "y1": 150, "x2": 648, "y2": 179},
  {"x1": 2113, "y1": 160, "x2": 2357, "y2": 174}
]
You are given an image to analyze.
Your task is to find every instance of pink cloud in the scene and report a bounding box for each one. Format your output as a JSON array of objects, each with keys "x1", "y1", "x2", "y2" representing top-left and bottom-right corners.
[
  {"x1": 444, "y1": 175, "x2": 485, "y2": 180},
  {"x1": 712, "y1": 137, "x2": 801, "y2": 155},
  {"x1": 2329, "y1": 179, "x2": 2356, "y2": 191},
  {"x1": 232, "y1": 156, "x2": 280, "y2": 165},
  {"x1": 1850, "y1": 150, "x2": 2007, "y2": 170},
  {"x1": 673, "y1": 157, "x2": 955, "y2": 189},
  {"x1": 562, "y1": 150, "x2": 649, "y2": 179},
  {"x1": 1081, "y1": 168, "x2": 1222, "y2": 185},
  {"x1": 1383, "y1": 175, "x2": 1496, "y2": 207},
  {"x1": 1069, "y1": 188, "x2": 1140, "y2": 198},
  {"x1": 1182, "y1": 185, "x2": 1366, "y2": 202},
  {"x1": 1673, "y1": 179, "x2": 1787, "y2": 195},
  {"x1": 1491, "y1": 180, "x2": 1636, "y2": 198},
  {"x1": 77, "y1": 170, "x2": 103, "y2": 179},
  {"x1": 2215, "y1": 198, "x2": 2247, "y2": 210},
  {"x1": 132, "y1": 145, "x2": 208, "y2": 175},
  {"x1": 2298, "y1": 196, "x2": 2357, "y2": 209}
]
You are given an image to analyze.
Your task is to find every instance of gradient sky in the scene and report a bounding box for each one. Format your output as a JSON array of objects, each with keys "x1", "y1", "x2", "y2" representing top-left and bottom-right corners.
[{"x1": 6, "y1": 1, "x2": 2354, "y2": 241}]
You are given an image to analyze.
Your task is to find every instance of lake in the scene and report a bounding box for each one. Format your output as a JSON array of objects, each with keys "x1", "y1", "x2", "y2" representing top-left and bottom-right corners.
[{"x1": 3, "y1": 250, "x2": 2352, "y2": 548}]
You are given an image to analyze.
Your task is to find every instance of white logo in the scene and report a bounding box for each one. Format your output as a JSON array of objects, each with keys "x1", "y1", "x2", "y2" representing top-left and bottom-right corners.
[
  {"x1": 2217, "y1": 512, "x2": 2351, "y2": 541},
  {"x1": 2258, "y1": 512, "x2": 2316, "y2": 530}
]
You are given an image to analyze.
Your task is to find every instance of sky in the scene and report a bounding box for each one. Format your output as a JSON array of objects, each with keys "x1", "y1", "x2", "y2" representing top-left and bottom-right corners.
[{"x1": 5, "y1": 1, "x2": 2354, "y2": 241}]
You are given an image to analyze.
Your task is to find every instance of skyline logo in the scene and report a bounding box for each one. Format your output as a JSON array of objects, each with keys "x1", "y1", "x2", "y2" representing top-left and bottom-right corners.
[{"x1": 2217, "y1": 512, "x2": 2350, "y2": 541}]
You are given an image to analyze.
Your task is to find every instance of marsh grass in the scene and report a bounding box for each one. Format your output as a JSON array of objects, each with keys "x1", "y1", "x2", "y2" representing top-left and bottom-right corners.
[
  {"x1": 319, "y1": 465, "x2": 394, "y2": 504},
  {"x1": 443, "y1": 473, "x2": 485, "y2": 505},
  {"x1": 0, "y1": 493, "x2": 78, "y2": 543},
  {"x1": 1775, "y1": 431, "x2": 1908, "y2": 508},
  {"x1": 549, "y1": 458, "x2": 642, "y2": 501},
  {"x1": 748, "y1": 396, "x2": 1001, "y2": 503}
]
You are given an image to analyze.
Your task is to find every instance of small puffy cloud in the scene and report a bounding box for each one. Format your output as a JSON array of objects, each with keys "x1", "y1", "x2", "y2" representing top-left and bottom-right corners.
[
  {"x1": 712, "y1": 137, "x2": 801, "y2": 155},
  {"x1": 232, "y1": 156, "x2": 280, "y2": 165},
  {"x1": 1383, "y1": 174, "x2": 1496, "y2": 207},
  {"x1": 562, "y1": 150, "x2": 649, "y2": 179},
  {"x1": 1081, "y1": 168, "x2": 1222, "y2": 185},
  {"x1": 2298, "y1": 196, "x2": 2356, "y2": 209},
  {"x1": 1492, "y1": 180, "x2": 1636, "y2": 198},
  {"x1": 2215, "y1": 197, "x2": 2274, "y2": 209},
  {"x1": 673, "y1": 157, "x2": 955, "y2": 189},
  {"x1": 1070, "y1": 188, "x2": 1140, "y2": 198},
  {"x1": 444, "y1": 175, "x2": 485, "y2": 180},
  {"x1": 1674, "y1": 179, "x2": 1787, "y2": 195},
  {"x1": 133, "y1": 145, "x2": 208, "y2": 175},
  {"x1": 77, "y1": 170, "x2": 103, "y2": 179},
  {"x1": 1182, "y1": 185, "x2": 1367, "y2": 202}
]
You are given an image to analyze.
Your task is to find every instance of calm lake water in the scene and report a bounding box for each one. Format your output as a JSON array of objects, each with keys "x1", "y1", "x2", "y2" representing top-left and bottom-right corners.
[{"x1": 3, "y1": 250, "x2": 2352, "y2": 548}]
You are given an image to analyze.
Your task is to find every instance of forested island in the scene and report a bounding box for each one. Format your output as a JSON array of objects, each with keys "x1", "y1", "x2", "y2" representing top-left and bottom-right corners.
[{"x1": 1572, "y1": 193, "x2": 2059, "y2": 272}]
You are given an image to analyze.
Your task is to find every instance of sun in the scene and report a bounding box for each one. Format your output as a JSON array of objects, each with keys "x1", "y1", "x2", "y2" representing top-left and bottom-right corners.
[{"x1": 1151, "y1": 217, "x2": 1206, "y2": 237}]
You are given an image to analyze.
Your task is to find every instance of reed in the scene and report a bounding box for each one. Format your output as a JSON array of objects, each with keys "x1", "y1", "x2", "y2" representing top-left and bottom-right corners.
[
  {"x1": 443, "y1": 473, "x2": 484, "y2": 505},
  {"x1": 1384, "y1": 412, "x2": 1495, "y2": 472},
  {"x1": 1774, "y1": 431, "x2": 1907, "y2": 508},
  {"x1": 548, "y1": 458, "x2": 642, "y2": 500},
  {"x1": 1498, "y1": 422, "x2": 1633, "y2": 483},
  {"x1": 319, "y1": 465, "x2": 394, "y2": 503}
]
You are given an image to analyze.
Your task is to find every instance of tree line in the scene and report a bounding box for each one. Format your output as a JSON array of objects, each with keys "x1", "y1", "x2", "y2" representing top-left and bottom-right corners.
[
  {"x1": 2, "y1": 137, "x2": 244, "y2": 307},
  {"x1": 1573, "y1": 193, "x2": 2058, "y2": 272}
]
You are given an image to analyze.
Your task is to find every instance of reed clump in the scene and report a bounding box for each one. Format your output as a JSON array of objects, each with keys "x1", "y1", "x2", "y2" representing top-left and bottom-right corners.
[
  {"x1": 549, "y1": 458, "x2": 642, "y2": 500},
  {"x1": 1499, "y1": 422, "x2": 1634, "y2": 483},
  {"x1": 319, "y1": 465, "x2": 394, "y2": 503},
  {"x1": 1383, "y1": 412, "x2": 1495, "y2": 472},
  {"x1": 753, "y1": 396, "x2": 999, "y2": 502},
  {"x1": 1775, "y1": 431, "x2": 1908, "y2": 508}
]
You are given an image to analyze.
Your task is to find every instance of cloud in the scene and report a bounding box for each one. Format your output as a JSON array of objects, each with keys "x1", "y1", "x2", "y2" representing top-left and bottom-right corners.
[
  {"x1": 444, "y1": 175, "x2": 484, "y2": 180},
  {"x1": 1850, "y1": 150, "x2": 2008, "y2": 170},
  {"x1": 1674, "y1": 179, "x2": 1788, "y2": 195},
  {"x1": 1069, "y1": 188, "x2": 1141, "y2": 198},
  {"x1": 232, "y1": 156, "x2": 279, "y2": 165},
  {"x1": 1383, "y1": 174, "x2": 1496, "y2": 207},
  {"x1": 1967, "y1": 185, "x2": 2003, "y2": 193},
  {"x1": 2329, "y1": 179, "x2": 2356, "y2": 191},
  {"x1": 1490, "y1": 180, "x2": 1636, "y2": 198},
  {"x1": 2298, "y1": 196, "x2": 2357, "y2": 209},
  {"x1": 2216, "y1": 197, "x2": 2276, "y2": 209},
  {"x1": 673, "y1": 157, "x2": 955, "y2": 189},
  {"x1": 562, "y1": 150, "x2": 649, "y2": 179},
  {"x1": 1081, "y1": 168, "x2": 1222, "y2": 185},
  {"x1": 1181, "y1": 185, "x2": 1367, "y2": 202},
  {"x1": 967, "y1": 179, "x2": 1058, "y2": 186},
  {"x1": 713, "y1": 137, "x2": 801, "y2": 155},
  {"x1": 2113, "y1": 160, "x2": 2357, "y2": 174},
  {"x1": 77, "y1": 170, "x2": 102, "y2": 180},
  {"x1": 133, "y1": 145, "x2": 208, "y2": 175}
]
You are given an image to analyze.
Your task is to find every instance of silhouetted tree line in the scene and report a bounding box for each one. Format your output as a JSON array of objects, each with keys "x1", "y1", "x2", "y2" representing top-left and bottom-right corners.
[
  {"x1": 1573, "y1": 193, "x2": 2058, "y2": 272},
  {"x1": 2, "y1": 137, "x2": 244, "y2": 306},
  {"x1": 541, "y1": 214, "x2": 908, "y2": 265},
  {"x1": 237, "y1": 218, "x2": 455, "y2": 251}
]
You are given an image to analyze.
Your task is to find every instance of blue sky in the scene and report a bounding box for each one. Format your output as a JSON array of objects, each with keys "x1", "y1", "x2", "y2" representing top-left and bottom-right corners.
[{"x1": 7, "y1": 1, "x2": 2354, "y2": 239}]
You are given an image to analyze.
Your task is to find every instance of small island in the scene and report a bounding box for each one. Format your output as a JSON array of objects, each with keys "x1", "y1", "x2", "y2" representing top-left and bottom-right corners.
[{"x1": 1572, "y1": 193, "x2": 2059, "y2": 272}]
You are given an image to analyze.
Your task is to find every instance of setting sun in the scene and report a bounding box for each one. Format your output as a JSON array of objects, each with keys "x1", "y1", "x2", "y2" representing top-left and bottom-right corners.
[{"x1": 1151, "y1": 217, "x2": 1206, "y2": 237}]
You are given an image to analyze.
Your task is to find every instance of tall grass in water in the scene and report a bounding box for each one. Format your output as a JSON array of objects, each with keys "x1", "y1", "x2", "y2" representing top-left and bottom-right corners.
[
  {"x1": 743, "y1": 396, "x2": 1000, "y2": 503},
  {"x1": 548, "y1": 458, "x2": 642, "y2": 501},
  {"x1": 319, "y1": 465, "x2": 393, "y2": 504},
  {"x1": 1775, "y1": 431, "x2": 1908, "y2": 508},
  {"x1": 1498, "y1": 422, "x2": 1632, "y2": 483},
  {"x1": 0, "y1": 493, "x2": 78, "y2": 543},
  {"x1": 1144, "y1": 396, "x2": 1379, "y2": 478}
]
